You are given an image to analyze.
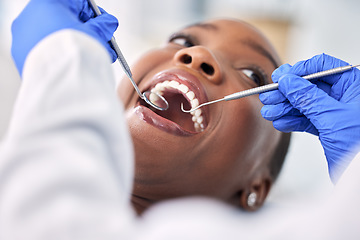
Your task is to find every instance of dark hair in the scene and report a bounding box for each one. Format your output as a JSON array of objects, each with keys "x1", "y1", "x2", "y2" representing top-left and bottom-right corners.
[{"x1": 269, "y1": 132, "x2": 291, "y2": 182}]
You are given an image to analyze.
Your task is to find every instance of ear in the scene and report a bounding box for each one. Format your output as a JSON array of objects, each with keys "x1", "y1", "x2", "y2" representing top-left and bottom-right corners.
[{"x1": 239, "y1": 177, "x2": 272, "y2": 211}]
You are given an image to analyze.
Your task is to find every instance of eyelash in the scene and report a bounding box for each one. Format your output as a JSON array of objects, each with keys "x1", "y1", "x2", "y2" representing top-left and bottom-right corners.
[
  {"x1": 238, "y1": 68, "x2": 267, "y2": 86},
  {"x1": 168, "y1": 33, "x2": 196, "y2": 48}
]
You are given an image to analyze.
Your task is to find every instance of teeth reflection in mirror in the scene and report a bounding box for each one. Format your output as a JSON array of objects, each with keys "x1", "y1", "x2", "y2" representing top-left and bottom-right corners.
[{"x1": 149, "y1": 92, "x2": 160, "y2": 103}]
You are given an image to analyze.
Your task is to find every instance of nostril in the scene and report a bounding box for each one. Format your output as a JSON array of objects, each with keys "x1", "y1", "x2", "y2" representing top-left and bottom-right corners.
[
  {"x1": 201, "y1": 63, "x2": 214, "y2": 76},
  {"x1": 180, "y1": 54, "x2": 192, "y2": 64}
]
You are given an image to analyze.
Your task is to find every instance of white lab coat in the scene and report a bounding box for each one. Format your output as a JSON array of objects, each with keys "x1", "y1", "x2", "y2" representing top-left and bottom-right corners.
[{"x1": 0, "y1": 30, "x2": 359, "y2": 240}]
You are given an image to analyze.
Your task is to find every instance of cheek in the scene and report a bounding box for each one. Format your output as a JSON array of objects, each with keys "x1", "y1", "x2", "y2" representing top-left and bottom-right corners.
[
  {"x1": 117, "y1": 49, "x2": 174, "y2": 105},
  {"x1": 210, "y1": 97, "x2": 274, "y2": 173},
  {"x1": 187, "y1": 101, "x2": 265, "y2": 197},
  {"x1": 224, "y1": 98, "x2": 264, "y2": 156},
  {"x1": 220, "y1": 72, "x2": 277, "y2": 154},
  {"x1": 235, "y1": 97, "x2": 281, "y2": 172},
  {"x1": 131, "y1": 49, "x2": 173, "y2": 81}
]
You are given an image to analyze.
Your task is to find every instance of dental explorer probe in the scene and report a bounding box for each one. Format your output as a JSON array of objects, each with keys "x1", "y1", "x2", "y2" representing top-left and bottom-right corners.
[
  {"x1": 87, "y1": 0, "x2": 169, "y2": 111},
  {"x1": 182, "y1": 64, "x2": 360, "y2": 113}
]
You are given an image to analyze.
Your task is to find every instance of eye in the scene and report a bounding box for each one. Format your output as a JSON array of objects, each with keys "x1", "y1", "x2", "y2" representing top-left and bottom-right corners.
[
  {"x1": 240, "y1": 69, "x2": 265, "y2": 86},
  {"x1": 168, "y1": 33, "x2": 195, "y2": 48}
]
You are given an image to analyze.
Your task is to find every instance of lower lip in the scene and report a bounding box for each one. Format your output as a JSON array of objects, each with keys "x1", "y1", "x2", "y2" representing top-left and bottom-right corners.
[{"x1": 133, "y1": 105, "x2": 196, "y2": 136}]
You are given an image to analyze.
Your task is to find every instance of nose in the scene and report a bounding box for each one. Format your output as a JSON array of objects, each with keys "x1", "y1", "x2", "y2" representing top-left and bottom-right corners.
[{"x1": 173, "y1": 46, "x2": 222, "y2": 84}]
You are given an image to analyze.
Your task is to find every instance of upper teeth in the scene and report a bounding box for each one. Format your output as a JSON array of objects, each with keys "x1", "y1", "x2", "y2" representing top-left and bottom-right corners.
[{"x1": 150, "y1": 80, "x2": 205, "y2": 132}]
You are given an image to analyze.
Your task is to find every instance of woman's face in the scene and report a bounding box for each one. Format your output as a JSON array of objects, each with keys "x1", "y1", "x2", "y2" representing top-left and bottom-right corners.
[{"x1": 118, "y1": 19, "x2": 282, "y2": 214}]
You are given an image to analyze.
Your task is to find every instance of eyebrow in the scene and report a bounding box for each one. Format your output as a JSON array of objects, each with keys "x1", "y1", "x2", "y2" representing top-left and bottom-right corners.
[
  {"x1": 185, "y1": 22, "x2": 219, "y2": 31},
  {"x1": 241, "y1": 39, "x2": 279, "y2": 68}
]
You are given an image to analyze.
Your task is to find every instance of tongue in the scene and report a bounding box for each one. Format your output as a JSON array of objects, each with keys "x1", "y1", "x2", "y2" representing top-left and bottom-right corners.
[{"x1": 154, "y1": 92, "x2": 195, "y2": 132}]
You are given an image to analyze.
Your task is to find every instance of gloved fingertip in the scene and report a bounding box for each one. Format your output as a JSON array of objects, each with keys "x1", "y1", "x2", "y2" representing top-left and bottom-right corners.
[
  {"x1": 277, "y1": 73, "x2": 307, "y2": 98},
  {"x1": 86, "y1": 13, "x2": 118, "y2": 42},
  {"x1": 272, "y1": 120, "x2": 294, "y2": 133},
  {"x1": 272, "y1": 121, "x2": 287, "y2": 132},
  {"x1": 98, "y1": 6, "x2": 106, "y2": 14},
  {"x1": 111, "y1": 49, "x2": 117, "y2": 63},
  {"x1": 271, "y1": 63, "x2": 292, "y2": 82},
  {"x1": 258, "y1": 93, "x2": 267, "y2": 104},
  {"x1": 259, "y1": 90, "x2": 286, "y2": 105},
  {"x1": 104, "y1": 43, "x2": 117, "y2": 63},
  {"x1": 277, "y1": 73, "x2": 306, "y2": 88},
  {"x1": 97, "y1": 13, "x2": 119, "y2": 28},
  {"x1": 260, "y1": 106, "x2": 278, "y2": 121},
  {"x1": 276, "y1": 63, "x2": 292, "y2": 73},
  {"x1": 97, "y1": 8, "x2": 119, "y2": 32},
  {"x1": 260, "y1": 106, "x2": 269, "y2": 119}
]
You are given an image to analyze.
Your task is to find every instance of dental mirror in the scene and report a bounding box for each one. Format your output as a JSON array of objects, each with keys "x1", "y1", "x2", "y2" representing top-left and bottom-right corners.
[{"x1": 142, "y1": 91, "x2": 169, "y2": 111}]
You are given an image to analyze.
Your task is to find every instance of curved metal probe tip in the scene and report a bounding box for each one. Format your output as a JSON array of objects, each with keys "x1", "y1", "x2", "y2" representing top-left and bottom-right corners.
[
  {"x1": 181, "y1": 102, "x2": 199, "y2": 113},
  {"x1": 181, "y1": 98, "x2": 224, "y2": 113},
  {"x1": 181, "y1": 102, "x2": 201, "y2": 113}
]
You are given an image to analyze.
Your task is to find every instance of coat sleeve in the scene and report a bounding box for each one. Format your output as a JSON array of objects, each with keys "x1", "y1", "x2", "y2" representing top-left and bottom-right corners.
[{"x1": 0, "y1": 30, "x2": 135, "y2": 240}]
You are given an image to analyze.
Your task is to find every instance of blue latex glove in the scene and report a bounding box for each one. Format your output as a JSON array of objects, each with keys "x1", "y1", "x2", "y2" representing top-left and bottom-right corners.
[
  {"x1": 260, "y1": 53, "x2": 360, "y2": 183},
  {"x1": 11, "y1": 0, "x2": 119, "y2": 76}
]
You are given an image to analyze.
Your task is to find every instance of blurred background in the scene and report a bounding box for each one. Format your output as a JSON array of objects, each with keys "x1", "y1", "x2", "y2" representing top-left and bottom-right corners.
[{"x1": 1, "y1": 0, "x2": 360, "y2": 207}]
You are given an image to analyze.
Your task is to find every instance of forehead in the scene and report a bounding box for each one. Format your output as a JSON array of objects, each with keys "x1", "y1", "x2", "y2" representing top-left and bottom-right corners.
[
  {"x1": 185, "y1": 19, "x2": 266, "y2": 44},
  {"x1": 181, "y1": 19, "x2": 280, "y2": 68}
]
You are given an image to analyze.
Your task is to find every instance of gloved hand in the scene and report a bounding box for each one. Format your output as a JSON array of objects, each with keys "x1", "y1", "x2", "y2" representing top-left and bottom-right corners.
[
  {"x1": 260, "y1": 53, "x2": 360, "y2": 183},
  {"x1": 11, "y1": 0, "x2": 118, "y2": 76}
]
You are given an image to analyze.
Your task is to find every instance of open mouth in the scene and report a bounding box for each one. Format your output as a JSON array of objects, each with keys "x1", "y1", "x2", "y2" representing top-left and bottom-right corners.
[{"x1": 139, "y1": 79, "x2": 207, "y2": 133}]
